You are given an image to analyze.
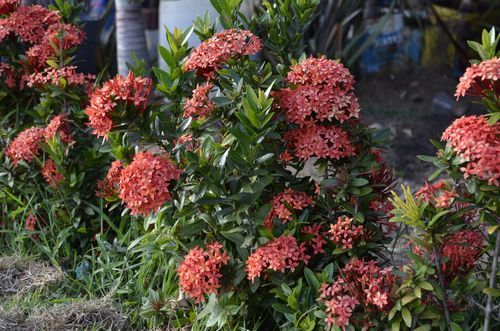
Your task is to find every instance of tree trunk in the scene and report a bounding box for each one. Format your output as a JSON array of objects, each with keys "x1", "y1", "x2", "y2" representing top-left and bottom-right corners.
[{"x1": 115, "y1": 0, "x2": 150, "y2": 76}]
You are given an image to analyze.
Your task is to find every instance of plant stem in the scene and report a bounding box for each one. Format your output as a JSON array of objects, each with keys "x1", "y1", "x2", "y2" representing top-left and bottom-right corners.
[
  {"x1": 484, "y1": 231, "x2": 500, "y2": 331},
  {"x1": 433, "y1": 245, "x2": 452, "y2": 331}
]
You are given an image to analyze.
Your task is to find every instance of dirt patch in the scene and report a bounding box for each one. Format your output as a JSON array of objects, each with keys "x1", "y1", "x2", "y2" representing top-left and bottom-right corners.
[
  {"x1": 0, "y1": 256, "x2": 64, "y2": 297},
  {"x1": 356, "y1": 66, "x2": 477, "y2": 188}
]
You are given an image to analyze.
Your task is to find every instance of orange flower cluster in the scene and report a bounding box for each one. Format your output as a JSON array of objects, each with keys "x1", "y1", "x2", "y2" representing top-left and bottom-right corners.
[
  {"x1": 320, "y1": 259, "x2": 395, "y2": 330},
  {"x1": 184, "y1": 29, "x2": 261, "y2": 78},
  {"x1": 117, "y1": 152, "x2": 182, "y2": 216},
  {"x1": 0, "y1": 0, "x2": 18, "y2": 15},
  {"x1": 5, "y1": 127, "x2": 44, "y2": 166},
  {"x1": 183, "y1": 83, "x2": 215, "y2": 119},
  {"x1": 44, "y1": 114, "x2": 73, "y2": 144},
  {"x1": 96, "y1": 160, "x2": 123, "y2": 199},
  {"x1": 416, "y1": 180, "x2": 458, "y2": 209},
  {"x1": 442, "y1": 115, "x2": 500, "y2": 186},
  {"x1": 280, "y1": 57, "x2": 360, "y2": 126},
  {"x1": 284, "y1": 123, "x2": 355, "y2": 160},
  {"x1": 263, "y1": 188, "x2": 313, "y2": 229},
  {"x1": 25, "y1": 66, "x2": 94, "y2": 90},
  {"x1": 85, "y1": 72, "x2": 152, "y2": 137},
  {"x1": 328, "y1": 216, "x2": 364, "y2": 249},
  {"x1": 455, "y1": 57, "x2": 499, "y2": 100},
  {"x1": 441, "y1": 230, "x2": 483, "y2": 278},
  {"x1": 178, "y1": 242, "x2": 229, "y2": 303},
  {"x1": 246, "y1": 235, "x2": 308, "y2": 283},
  {"x1": 41, "y1": 159, "x2": 64, "y2": 187}
]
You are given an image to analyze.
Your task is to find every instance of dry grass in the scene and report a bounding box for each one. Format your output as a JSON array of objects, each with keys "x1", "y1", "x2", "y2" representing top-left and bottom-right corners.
[
  {"x1": 27, "y1": 299, "x2": 128, "y2": 330},
  {"x1": 0, "y1": 256, "x2": 64, "y2": 297}
]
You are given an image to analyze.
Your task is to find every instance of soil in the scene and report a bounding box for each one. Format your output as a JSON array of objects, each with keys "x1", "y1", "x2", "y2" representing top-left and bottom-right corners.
[{"x1": 356, "y1": 66, "x2": 479, "y2": 189}]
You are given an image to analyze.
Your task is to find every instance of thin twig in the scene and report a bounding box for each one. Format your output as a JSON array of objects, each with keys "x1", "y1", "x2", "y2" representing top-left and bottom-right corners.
[
  {"x1": 484, "y1": 231, "x2": 500, "y2": 331},
  {"x1": 433, "y1": 245, "x2": 452, "y2": 331}
]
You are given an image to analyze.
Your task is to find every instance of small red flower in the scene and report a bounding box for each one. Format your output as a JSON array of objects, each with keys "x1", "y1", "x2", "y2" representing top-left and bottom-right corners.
[
  {"x1": 41, "y1": 159, "x2": 64, "y2": 187},
  {"x1": 416, "y1": 180, "x2": 458, "y2": 208},
  {"x1": 328, "y1": 216, "x2": 365, "y2": 250},
  {"x1": 264, "y1": 188, "x2": 313, "y2": 229},
  {"x1": 320, "y1": 259, "x2": 396, "y2": 330},
  {"x1": 0, "y1": 0, "x2": 18, "y2": 15},
  {"x1": 183, "y1": 83, "x2": 215, "y2": 119},
  {"x1": 184, "y1": 29, "x2": 261, "y2": 78},
  {"x1": 85, "y1": 72, "x2": 152, "y2": 137},
  {"x1": 5, "y1": 127, "x2": 44, "y2": 166},
  {"x1": 301, "y1": 224, "x2": 327, "y2": 255},
  {"x1": 26, "y1": 23, "x2": 85, "y2": 68},
  {"x1": 442, "y1": 115, "x2": 500, "y2": 186},
  {"x1": 441, "y1": 230, "x2": 483, "y2": 278},
  {"x1": 178, "y1": 241, "x2": 229, "y2": 303},
  {"x1": 25, "y1": 214, "x2": 37, "y2": 231},
  {"x1": 25, "y1": 66, "x2": 94, "y2": 90},
  {"x1": 0, "y1": 62, "x2": 15, "y2": 88},
  {"x1": 118, "y1": 152, "x2": 182, "y2": 216},
  {"x1": 284, "y1": 123, "x2": 356, "y2": 161},
  {"x1": 44, "y1": 114, "x2": 73, "y2": 144},
  {"x1": 280, "y1": 57, "x2": 360, "y2": 126},
  {"x1": 455, "y1": 57, "x2": 499, "y2": 100},
  {"x1": 3, "y1": 5, "x2": 60, "y2": 44},
  {"x1": 246, "y1": 235, "x2": 308, "y2": 283}
]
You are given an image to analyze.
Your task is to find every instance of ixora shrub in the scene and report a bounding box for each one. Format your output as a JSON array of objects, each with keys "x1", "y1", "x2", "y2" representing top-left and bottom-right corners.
[
  {"x1": 0, "y1": 0, "x2": 110, "y2": 259},
  {"x1": 86, "y1": 1, "x2": 400, "y2": 329},
  {"x1": 389, "y1": 29, "x2": 499, "y2": 331}
]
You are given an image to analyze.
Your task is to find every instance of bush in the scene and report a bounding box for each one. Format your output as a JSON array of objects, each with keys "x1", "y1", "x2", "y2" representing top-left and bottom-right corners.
[{"x1": 1, "y1": 1, "x2": 498, "y2": 330}]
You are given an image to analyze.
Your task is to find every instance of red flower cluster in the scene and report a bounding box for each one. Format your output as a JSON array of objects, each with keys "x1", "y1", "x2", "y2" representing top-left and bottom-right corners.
[
  {"x1": 25, "y1": 214, "x2": 37, "y2": 231},
  {"x1": 183, "y1": 83, "x2": 215, "y2": 119},
  {"x1": 44, "y1": 114, "x2": 73, "y2": 144},
  {"x1": 41, "y1": 159, "x2": 63, "y2": 187},
  {"x1": 26, "y1": 23, "x2": 84, "y2": 68},
  {"x1": 280, "y1": 57, "x2": 360, "y2": 126},
  {"x1": 178, "y1": 242, "x2": 229, "y2": 303},
  {"x1": 85, "y1": 72, "x2": 152, "y2": 137},
  {"x1": 455, "y1": 57, "x2": 499, "y2": 100},
  {"x1": 263, "y1": 188, "x2": 313, "y2": 229},
  {"x1": 5, "y1": 127, "x2": 44, "y2": 166},
  {"x1": 416, "y1": 180, "x2": 458, "y2": 209},
  {"x1": 1, "y1": 5, "x2": 60, "y2": 44},
  {"x1": 118, "y1": 152, "x2": 182, "y2": 216},
  {"x1": 184, "y1": 29, "x2": 261, "y2": 78},
  {"x1": 328, "y1": 216, "x2": 365, "y2": 249},
  {"x1": 284, "y1": 123, "x2": 355, "y2": 160},
  {"x1": 0, "y1": 0, "x2": 18, "y2": 15},
  {"x1": 246, "y1": 235, "x2": 308, "y2": 283},
  {"x1": 301, "y1": 224, "x2": 327, "y2": 255},
  {"x1": 320, "y1": 259, "x2": 396, "y2": 330},
  {"x1": 442, "y1": 115, "x2": 500, "y2": 186},
  {"x1": 0, "y1": 62, "x2": 15, "y2": 88},
  {"x1": 96, "y1": 160, "x2": 123, "y2": 199},
  {"x1": 441, "y1": 230, "x2": 483, "y2": 278},
  {"x1": 25, "y1": 66, "x2": 94, "y2": 90}
]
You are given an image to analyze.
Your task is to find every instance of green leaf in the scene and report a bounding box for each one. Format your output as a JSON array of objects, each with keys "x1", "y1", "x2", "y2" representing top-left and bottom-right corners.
[
  {"x1": 418, "y1": 281, "x2": 433, "y2": 291},
  {"x1": 402, "y1": 307, "x2": 412, "y2": 327},
  {"x1": 402, "y1": 294, "x2": 417, "y2": 306},
  {"x1": 483, "y1": 287, "x2": 500, "y2": 297},
  {"x1": 351, "y1": 178, "x2": 369, "y2": 187},
  {"x1": 415, "y1": 325, "x2": 432, "y2": 331},
  {"x1": 451, "y1": 322, "x2": 463, "y2": 331},
  {"x1": 391, "y1": 319, "x2": 400, "y2": 331},
  {"x1": 304, "y1": 268, "x2": 320, "y2": 292}
]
